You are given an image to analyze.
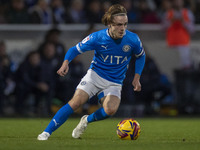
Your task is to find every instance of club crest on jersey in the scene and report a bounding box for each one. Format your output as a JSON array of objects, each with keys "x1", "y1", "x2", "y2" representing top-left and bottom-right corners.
[
  {"x1": 122, "y1": 45, "x2": 131, "y2": 52},
  {"x1": 82, "y1": 36, "x2": 90, "y2": 44}
]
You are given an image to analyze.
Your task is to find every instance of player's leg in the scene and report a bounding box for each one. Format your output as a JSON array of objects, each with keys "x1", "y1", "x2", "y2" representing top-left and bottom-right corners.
[
  {"x1": 72, "y1": 70, "x2": 121, "y2": 138},
  {"x1": 44, "y1": 89, "x2": 89, "y2": 133},
  {"x1": 72, "y1": 95, "x2": 120, "y2": 138},
  {"x1": 87, "y1": 84, "x2": 121, "y2": 123},
  {"x1": 87, "y1": 95, "x2": 120, "y2": 123},
  {"x1": 37, "y1": 89, "x2": 89, "y2": 140}
]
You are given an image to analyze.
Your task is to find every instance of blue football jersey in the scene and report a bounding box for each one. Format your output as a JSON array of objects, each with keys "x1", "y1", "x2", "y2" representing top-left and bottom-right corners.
[{"x1": 76, "y1": 29, "x2": 145, "y2": 84}]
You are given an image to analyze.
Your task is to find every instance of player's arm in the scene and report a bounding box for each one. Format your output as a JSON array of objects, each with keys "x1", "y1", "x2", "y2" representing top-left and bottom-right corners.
[
  {"x1": 57, "y1": 33, "x2": 96, "y2": 77},
  {"x1": 132, "y1": 53, "x2": 145, "y2": 91},
  {"x1": 132, "y1": 36, "x2": 146, "y2": 91},
  {"x1": 57, "y1": 46, "x2": 81, "y2": 76}
]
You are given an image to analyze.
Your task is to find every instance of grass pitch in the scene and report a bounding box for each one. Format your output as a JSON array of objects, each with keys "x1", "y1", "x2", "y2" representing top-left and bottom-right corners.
[{"x1": 0, "y1": 117, "x2": 199, "y2": 150}]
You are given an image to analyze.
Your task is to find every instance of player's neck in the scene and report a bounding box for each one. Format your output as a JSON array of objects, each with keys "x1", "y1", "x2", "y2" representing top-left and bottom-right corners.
[{"x1": 108, "y1": 29, "x2": 118, "y2": 40}]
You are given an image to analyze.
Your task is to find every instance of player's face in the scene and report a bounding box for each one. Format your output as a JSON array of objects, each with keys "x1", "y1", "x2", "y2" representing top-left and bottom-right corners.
[
  {"x1": 29, "y1": 53, "x2": 40, "y2": 67},
  {"x1": 109, "y1": 15, "x2": 128, "y2": 39}
]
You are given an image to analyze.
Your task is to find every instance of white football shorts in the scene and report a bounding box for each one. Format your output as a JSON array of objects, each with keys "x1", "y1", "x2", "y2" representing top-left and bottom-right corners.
[{"x1": 76, "y1": 69, "x2": 122, "y2": 100}]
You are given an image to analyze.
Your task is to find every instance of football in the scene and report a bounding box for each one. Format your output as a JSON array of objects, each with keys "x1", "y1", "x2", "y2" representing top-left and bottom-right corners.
[{"x1": 116, "y1": 118, "x2": 141, "y2": 140}]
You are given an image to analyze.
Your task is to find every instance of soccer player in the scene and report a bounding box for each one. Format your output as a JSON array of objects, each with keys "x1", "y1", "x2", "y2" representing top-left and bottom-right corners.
[{"x1": 37, "y1": 4, "x2": 145, "y2": 140}]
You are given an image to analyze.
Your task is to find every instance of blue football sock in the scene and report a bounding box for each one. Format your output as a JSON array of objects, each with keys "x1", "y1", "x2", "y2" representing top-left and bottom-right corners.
[
  {"x1": 87, "y1": 107, "x2": 110, "y2": 123},
  {"x1": 44, "y1": 103, "x2": 74, "y2": 134}
]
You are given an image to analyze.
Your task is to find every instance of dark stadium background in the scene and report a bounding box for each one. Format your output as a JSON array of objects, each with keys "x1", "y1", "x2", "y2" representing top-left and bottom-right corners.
[{"x1": 0, "y1": 0, "x2": 200, "y2": 118}]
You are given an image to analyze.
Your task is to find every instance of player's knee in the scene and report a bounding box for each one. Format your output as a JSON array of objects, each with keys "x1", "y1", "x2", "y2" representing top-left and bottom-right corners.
[
  {"x1": 68, "y1": 100, "x2": 81, "y2": 111},
  {"x1": 104, "y1": 107, "x2": 117, "y2": 116}
]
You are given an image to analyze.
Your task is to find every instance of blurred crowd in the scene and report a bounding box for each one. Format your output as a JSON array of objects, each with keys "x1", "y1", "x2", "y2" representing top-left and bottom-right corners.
[
  {"x1": 0, "y1": 0, "x2": 200, "y2": 24},
  {"x1": 0, "y1": 0, "x2": 199, "y2": 117},
  {"x1": 0, "y1": 28, "x2": 86, "y2": 117}
]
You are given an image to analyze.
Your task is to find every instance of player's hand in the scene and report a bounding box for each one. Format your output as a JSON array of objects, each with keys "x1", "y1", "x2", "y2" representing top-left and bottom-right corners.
[
  {"x1": 57, "y1": 60, "x2": 69, "y2": 77},
  {"x1": 132, "y1": 74, "x2": 141, "y2": 92}
]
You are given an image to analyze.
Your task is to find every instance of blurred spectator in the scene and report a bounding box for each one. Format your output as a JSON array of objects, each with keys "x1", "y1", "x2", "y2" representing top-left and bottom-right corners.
[
  {"x1": 15, "y1": 46, "x2": 57, "y2": 116},
  {"x1": 50, "y1": 0, "x2": 67, "y2": 24},
  {"x1": 162, "y1": 0, "x2": 195, "y2": 69},
  {"x1": 101, "y1": 1, "x2": 112, "y2": 13},
  {"x1": 38, "y1": 28, "x2": 66, "y2": 68},
  {"x1": 29, "y1": 0, "x2": 54, "y2": 24},
  {"x1": 14, "y1": 51, "x2": 46, "y2": 115},
  {"x1": 138, "y1": 0, "x2": 160, "y2": 23},
  {"x1": 135, "y1": 53, "x2": 172, "y2": 105},
  {"x1": 0, "y1": 41, "x2": 15, "y2": 115},
  {"x1": 39, "y1": 42, "x2": 58, "y2": 115},
  {"x1": 39, "y1": 42, "x2": 58, "y2": 82},
  {"x1": 66, "y1": 0, "x2": 87, "y2": 23},
  {"x1": 38, "y1": 28, "x2": 67, "y2": 111},
  {"x1": 4, "y1": 0, "x2": 30, "y2": 24},
  {"x1": 1, "y1": 0, "x2": 200, "y2": 24},
  {"x1": 157, "y1": 0, "x2": 172, "y2": 20},
  {"x1": 122, "y1": 50, "x2": 172, "y2": 114},
  {"x1": 120, "y1": 0, "x2": 140, "y2": 23},
  {"x1": 85, "y1": 0, "x2": 102, "y2": 23}
]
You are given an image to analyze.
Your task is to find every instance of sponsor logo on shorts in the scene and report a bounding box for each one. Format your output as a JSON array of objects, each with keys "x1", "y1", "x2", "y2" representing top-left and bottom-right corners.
[{"x1": 80, "y1": 81, "x2": 86, "y2": 85}]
